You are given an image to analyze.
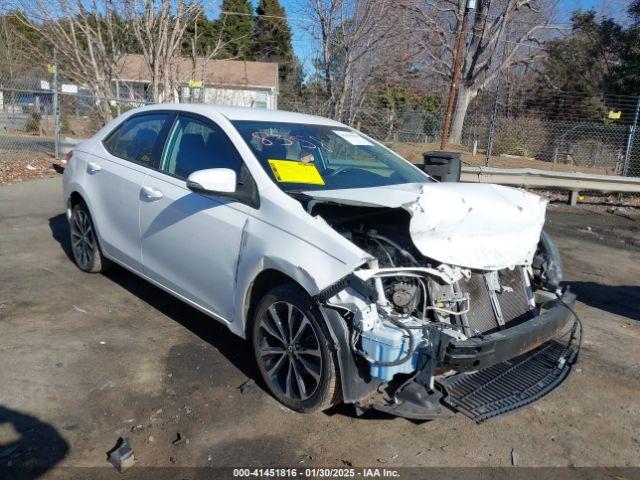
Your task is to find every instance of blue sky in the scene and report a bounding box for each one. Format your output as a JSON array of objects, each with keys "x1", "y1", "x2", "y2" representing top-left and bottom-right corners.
[{"x1": 246, "y1": 0, "x2": 630, "y2": 70}]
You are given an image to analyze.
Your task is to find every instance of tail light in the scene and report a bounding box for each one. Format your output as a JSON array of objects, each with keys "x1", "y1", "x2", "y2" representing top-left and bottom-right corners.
[{"x1": 65, "y1": 150, "x2": 73, "y2": 164}]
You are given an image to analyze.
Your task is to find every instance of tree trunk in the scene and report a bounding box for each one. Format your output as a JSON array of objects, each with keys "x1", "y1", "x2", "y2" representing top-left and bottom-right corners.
[{"x1": 449, "y1": 86, "x2": 477, "y2": 146}]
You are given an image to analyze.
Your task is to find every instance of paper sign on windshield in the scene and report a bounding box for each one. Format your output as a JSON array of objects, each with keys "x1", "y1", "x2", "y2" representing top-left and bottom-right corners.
[
  {"x1": 333, "y1": 130, "x2": 373, "y2": 146},
  {"x1": 268, "y1": 159, "x2": 325, "y2": 185}
]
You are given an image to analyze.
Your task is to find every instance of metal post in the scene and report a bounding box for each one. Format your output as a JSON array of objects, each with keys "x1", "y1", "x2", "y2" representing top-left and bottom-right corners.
[
  {"x1": 485, "y1": 83, "x2": 500, "y2": 166},
  {"x1": 622, "y1": 96, "x2": 640, "y2": 176},
  {"x1": 115, "y1": 78, "x2": 121, "y2": 116},
  {"x1": 440, "y1": 2, "x2": 472, "y2": 150},
  {"x1": 53, "y1": 48, "x2": 60, "y2": 160}
]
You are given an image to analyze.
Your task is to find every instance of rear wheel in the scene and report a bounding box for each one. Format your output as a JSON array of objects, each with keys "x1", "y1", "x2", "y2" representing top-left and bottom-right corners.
[
  {"x1": 252, "y1": 284, "x2": 340, "y2": 412},
  {"x1": 69, "y1": 201, "x2": 110, "y2": 273}
]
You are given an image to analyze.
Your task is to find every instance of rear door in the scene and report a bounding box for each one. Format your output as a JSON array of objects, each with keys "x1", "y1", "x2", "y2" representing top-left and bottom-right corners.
[
  {"x1": 85, "y1": 112, "x2": 174, "y2": 271},
  {"x1": 139, "y1": 113, "x2": 259, "y2": 322}
]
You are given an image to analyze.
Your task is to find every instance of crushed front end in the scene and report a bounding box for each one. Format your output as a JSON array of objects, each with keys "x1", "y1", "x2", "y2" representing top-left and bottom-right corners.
[{"x1": 303, "y1": 185, "x2": 581, "y2": 422}]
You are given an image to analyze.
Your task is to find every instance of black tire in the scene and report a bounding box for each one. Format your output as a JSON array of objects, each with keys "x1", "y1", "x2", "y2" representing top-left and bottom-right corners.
[
  {"x1": 69, "y1": 201, "x2": 111, "y2": 273},
  {"x1": 252, "y1": 283, "x2": 340, "y2": 413}
]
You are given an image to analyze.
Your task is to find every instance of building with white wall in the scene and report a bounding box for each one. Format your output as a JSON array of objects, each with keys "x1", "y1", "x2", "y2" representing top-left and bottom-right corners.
[{"x1": 116, "y1": 54, "x2": 279, "y2": 109}]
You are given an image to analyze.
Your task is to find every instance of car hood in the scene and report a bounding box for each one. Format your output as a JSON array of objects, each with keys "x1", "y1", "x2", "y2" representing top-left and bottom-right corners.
[{"x1": 303, "y1": 182, "x2": 547, "y2": 270}]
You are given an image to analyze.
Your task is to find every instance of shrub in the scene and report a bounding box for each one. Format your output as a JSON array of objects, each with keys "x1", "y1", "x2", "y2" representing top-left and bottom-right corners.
[
  {"x1": 24, "y1": 111, "x2": 42, "y2": 133},
  {"x1": 492, "y1": 115, "x2": 549, "y2": 157}
]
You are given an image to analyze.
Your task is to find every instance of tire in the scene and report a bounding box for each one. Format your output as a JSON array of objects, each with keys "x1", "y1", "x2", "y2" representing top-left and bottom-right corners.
[
  {"x1": 252, "y1": 283, "x2": 340, "y2": 413},
  {"x1": 68, "y1": 201, "x2": 111, "y2": 273}
]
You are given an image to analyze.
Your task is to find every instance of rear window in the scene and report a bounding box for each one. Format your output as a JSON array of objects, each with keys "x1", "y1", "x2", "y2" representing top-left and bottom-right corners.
[{"x1": 103, "y1": 114, "x2": 170, "y2": 166}]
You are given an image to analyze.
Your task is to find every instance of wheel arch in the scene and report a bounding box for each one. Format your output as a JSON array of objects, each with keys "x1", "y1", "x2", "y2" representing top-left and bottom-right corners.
[
  {"x1": 243, "y1": 268, "x2": 305, "y2": 339},
  {"x1": 68, "y1": 191, "x2": 85, "y2": 210},
  {"x1": 66, "y1": 189, "x2": 108, "y2": 259}
]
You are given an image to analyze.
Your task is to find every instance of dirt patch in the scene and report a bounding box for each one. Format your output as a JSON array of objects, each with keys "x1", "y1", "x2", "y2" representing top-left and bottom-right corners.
[
  {"x1": 0, "y1": 153, "x2": 64, "y2": 184},
  {"x1": 390, "y1": 142, "x2": 617, "y2": 175}
]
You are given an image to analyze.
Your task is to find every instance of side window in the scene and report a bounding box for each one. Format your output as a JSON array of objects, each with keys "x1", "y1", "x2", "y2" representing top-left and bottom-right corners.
[
  {"x1": 161, "y1": 116, "x2": 245, "y2": 180},
  {"x1": 103, "y1": 114, "x2": 169, "y2": 166}
]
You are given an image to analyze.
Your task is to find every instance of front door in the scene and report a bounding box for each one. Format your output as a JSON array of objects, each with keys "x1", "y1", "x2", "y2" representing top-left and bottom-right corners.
[{"x1": 139, "y1": 113, "x2": 258, "y2": 322}]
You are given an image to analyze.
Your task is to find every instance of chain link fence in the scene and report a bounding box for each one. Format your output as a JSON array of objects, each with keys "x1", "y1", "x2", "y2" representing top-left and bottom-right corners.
[{"x1": 2, "y1": 70, "x2": 640, "y2": 188}]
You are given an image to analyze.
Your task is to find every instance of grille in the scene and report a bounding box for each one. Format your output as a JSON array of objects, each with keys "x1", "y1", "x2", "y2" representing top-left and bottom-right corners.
[
  {"x1": 458, "y1": 268, "x2": 533, "y2": 334},
  {"x1": 438, "y1": 340, "x2": 576, "y2": 423}
]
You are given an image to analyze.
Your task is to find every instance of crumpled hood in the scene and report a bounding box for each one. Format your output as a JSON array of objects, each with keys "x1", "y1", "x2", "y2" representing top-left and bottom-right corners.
[{"x1": 304, "y1": 182, "x2": 547, "y2": 270}]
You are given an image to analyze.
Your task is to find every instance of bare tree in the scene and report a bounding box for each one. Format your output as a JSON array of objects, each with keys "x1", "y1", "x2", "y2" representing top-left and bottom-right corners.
[
  {"x1": 126, "y1": 0, "x2": 201, "y2": 103},
  {"x1": 13, "y1": 0, "x2": 126, "y2": 122},
  {"x1": 0, "y1": 14, "x2": 28, "y2": 85},
  {"x1": 405, "y1": 0, "x2": 565, "y2": 144},
  {"x1": 304, "y1": 0, "x2": 398, "y2": 123}
]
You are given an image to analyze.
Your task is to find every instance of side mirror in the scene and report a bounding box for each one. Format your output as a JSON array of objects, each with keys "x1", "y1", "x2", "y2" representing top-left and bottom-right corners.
[{"x1": 186, "y1": 168, "x2": 237, "y2": 194}]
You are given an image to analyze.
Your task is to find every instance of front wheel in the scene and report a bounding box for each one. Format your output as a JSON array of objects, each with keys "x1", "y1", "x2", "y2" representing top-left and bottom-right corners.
[
  {"x1": 69, "y1": 201, "x2": 110, "y2": 273},
  {"x1": 252, "y1": 284, "x2": 340, "y2": 413}
]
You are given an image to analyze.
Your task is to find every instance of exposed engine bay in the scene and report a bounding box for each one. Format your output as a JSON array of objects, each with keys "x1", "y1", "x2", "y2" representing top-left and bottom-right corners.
[{"x1": 294, "y1": 188, "x2": 580, "y2": 422}]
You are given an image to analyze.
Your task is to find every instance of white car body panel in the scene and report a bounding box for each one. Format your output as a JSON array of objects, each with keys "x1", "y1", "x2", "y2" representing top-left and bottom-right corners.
[
  {"x1": 304, "y1": 182, "x2": 547, "y2": 271},
  {"x1": 139, "y1": 169, "x2": 250, "y2": 321}
]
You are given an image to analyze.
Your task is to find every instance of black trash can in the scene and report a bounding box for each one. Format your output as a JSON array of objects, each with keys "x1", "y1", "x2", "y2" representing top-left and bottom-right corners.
[{"x1": 420, "y1": 151, "x2": 461, "y2": 182}]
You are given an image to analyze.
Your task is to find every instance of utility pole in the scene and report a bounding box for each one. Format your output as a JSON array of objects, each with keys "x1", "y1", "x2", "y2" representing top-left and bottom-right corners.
[
  {"x1": 52, "y1": 47, "x2": 60, "y2": 160},
  {"x1": 485, "y1": 19, "x2": 510, "y2": 166},
  {"x1": 440, "y1": 0, "x2": 475, "y2": 150},
  {"x1": 622, "y1": 96, "x2": 640, "y2": 176}
]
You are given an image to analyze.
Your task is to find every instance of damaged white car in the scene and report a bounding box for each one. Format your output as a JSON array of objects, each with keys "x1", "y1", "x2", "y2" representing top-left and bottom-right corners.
[{"x1": 63, "y1": 105, "x2": 580, "y2": 421}]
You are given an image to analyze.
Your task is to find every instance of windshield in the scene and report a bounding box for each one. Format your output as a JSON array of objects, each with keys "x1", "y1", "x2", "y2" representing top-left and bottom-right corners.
[{"x1": 231, "y1": 120, "x2": 429, "y2": 191}]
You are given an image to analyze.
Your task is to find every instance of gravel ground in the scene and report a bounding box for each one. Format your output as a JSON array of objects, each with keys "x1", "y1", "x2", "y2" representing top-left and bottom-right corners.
[{"x1": 0, "y1": 177, "x2": 639, "y2": 478}]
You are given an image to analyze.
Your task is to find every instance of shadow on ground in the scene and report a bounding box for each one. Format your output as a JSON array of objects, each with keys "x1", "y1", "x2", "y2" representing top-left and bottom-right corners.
[
  {"x1": 0, "y1": 406, "x2": 69, "y2": 479},
  {"x1": 567, "y1": 281, "x2": 640, "y2": 321},
  {"x1": 48, "y1": 213, "x2": 263, "y2": 389},
  {"x1": 48, "y1": 214, "x2": 73, "y2": 263}
]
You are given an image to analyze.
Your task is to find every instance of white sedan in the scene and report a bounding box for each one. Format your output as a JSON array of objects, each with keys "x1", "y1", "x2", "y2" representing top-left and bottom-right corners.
[{"x1": 63, "y1": 104, "x2": 579, "y2": 421}]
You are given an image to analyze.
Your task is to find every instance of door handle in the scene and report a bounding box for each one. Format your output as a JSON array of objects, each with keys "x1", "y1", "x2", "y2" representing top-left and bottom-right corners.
[
  {"x1": 141, "y1": 185, "x2": 164, "y2": 200},
  {"x1": 87, "y1": 161, "x2": 102, "y2": 173}
]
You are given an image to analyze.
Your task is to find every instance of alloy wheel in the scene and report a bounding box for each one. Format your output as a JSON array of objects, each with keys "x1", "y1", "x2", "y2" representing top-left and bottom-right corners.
[
  {"x1": 70, "y1": 209, "x2": 96, "y2": 270},
  {"x1": 256, "y1": 301, "x2": 323, "y2": 401}
]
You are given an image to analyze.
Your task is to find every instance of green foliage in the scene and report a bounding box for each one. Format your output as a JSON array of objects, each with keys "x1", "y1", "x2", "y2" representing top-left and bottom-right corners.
[
  {"x1": 220, "y1": 0, "x2": 254, "y2": 58},
  {"x1": 4, "y1": 10, "x2": 43, "y2": 47},
  {"x1": 534, "y1": 8, "x2": 640, "y2": 118},
  {"x1": 371, "y1": 88, "x2": 442, "y2": 138},
  {"x1": 182, "y1": 7, "x2": 222, "y2": 57},
  {"x1": 376, "y1": 88, "x2": 440, "y2": 113},
  {"x1": 532, "y1": 11, "x2": 622, "y2": 121},
  {"x1": 253, "y1": 0, "x2": 295, "y2": 79},
  {"x1": 608, "y1": 2, "x2": 640, "y2": 95}
]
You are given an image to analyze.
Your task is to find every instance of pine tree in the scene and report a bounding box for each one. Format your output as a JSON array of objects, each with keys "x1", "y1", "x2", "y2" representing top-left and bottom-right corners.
[
  {"x1": 252, "y1": 0, "x2": 294, "y2": 79},
  {"x1": 220, "y1": 0, "x2": 254, "y2": 59}
]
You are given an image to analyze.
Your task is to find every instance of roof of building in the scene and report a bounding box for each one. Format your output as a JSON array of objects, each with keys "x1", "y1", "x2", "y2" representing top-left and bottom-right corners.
[{"x1": 116, "y1": 54, "x2": 279, "y2": 90}]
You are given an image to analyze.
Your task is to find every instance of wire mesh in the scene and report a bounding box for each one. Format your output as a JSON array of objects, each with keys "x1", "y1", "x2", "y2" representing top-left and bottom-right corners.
[{"x1": 2, "y1": 70, "x2": 639, "y2": 189}]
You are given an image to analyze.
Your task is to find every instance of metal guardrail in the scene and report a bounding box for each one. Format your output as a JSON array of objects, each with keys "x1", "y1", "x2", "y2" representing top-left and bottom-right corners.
[{"x1": 461, "y1": 166, "x2": 640, "y2": 205}]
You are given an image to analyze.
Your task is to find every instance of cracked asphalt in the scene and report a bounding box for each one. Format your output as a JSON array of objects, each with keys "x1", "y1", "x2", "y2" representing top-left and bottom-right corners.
[{"x1": 0, "y1": 177, "x2": 639, "y2": 474}]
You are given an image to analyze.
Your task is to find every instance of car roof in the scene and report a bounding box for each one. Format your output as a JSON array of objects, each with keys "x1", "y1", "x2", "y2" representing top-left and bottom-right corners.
[{"x1": 133, "y1": 103, "x2": 346, "y2": 127}]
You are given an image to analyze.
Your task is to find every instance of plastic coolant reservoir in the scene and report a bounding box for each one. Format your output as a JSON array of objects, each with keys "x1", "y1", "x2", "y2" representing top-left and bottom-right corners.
[{"x1": 360, "y1": 319, "x2": 424, "y2": 381}]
